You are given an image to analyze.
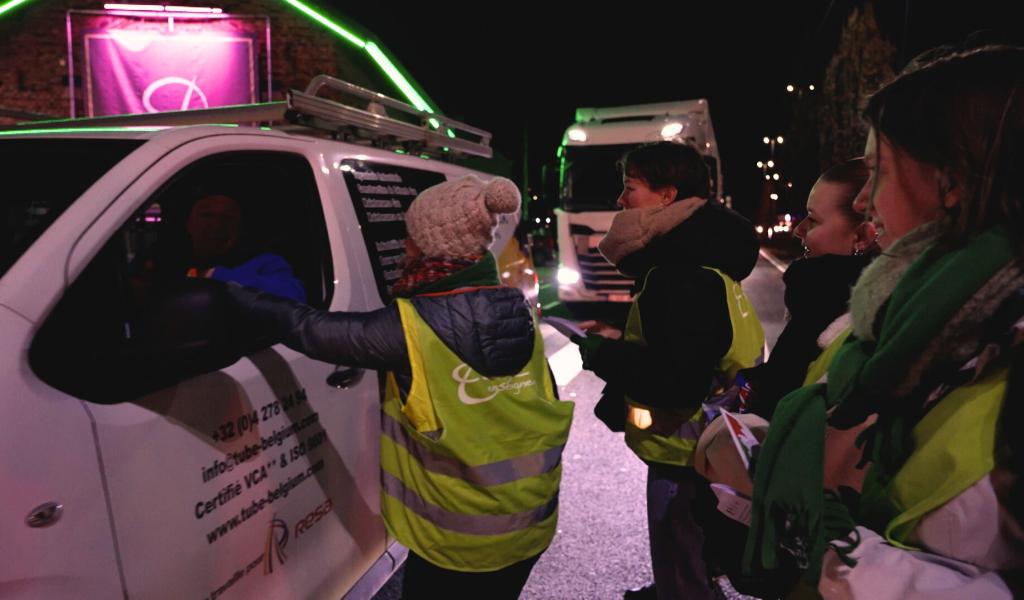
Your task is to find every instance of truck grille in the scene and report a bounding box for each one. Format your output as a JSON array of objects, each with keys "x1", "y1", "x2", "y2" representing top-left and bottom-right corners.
[{"x1": 573, "y1": 234, "x2": 635, "y2": 293}]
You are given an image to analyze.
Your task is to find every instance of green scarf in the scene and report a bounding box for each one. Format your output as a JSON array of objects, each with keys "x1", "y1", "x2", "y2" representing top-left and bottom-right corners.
[
  {"x1": 744, "y1": 226, "x2": 1017, "y2": 584},
  {"x1": 411, "y1": 253, "x2": 500, "y2": 295}
]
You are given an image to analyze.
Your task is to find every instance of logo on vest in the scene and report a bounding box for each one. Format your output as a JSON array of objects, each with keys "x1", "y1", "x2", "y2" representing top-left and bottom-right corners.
[
  {"x1": 731, "y1": 282, "x2": 750, "y2": 318},
  {"x1": 451, "y1": 363, "x2": 536, "y2": 405}
]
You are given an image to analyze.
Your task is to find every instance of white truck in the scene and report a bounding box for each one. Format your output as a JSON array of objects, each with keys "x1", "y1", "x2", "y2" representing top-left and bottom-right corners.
[
  {"x1": 0, "y1": 76, "x2": 535, "y2": 599},
  {"x1": 554, "y1": 100, "x2": 723, "y2": 303}
]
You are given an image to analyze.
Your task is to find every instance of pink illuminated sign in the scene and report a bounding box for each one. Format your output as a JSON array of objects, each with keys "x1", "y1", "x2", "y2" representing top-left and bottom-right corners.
[{"x1": 85, "y1": 29, "x2": 255, "y2": 116}]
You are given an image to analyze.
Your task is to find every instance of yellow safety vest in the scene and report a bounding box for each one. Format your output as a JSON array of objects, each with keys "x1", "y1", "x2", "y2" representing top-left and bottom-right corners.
[
  {"x1": 803, "y1": 326, "x2": 854, "y2": 386},
  {"x1": 883, "y1": 365, "x2": 1006, "y2": 547},
  {"x1": 380, "y1": 298, "x2": 575, "y2": 571},
  {"x1": 624, "y1": 267, "x2": 764, "y2": 466}
]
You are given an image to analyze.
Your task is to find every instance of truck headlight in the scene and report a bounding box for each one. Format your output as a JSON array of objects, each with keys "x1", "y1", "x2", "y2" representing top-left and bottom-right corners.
[
  {"x1": 557, "y1": 267, "x2": 581, "y2": 285},
  {"x1": 661, "y1": 122, "x2": 684, "y2": 138},
  {"x1": 567, "y1": 127, "x2": 587, "y2": 142}
]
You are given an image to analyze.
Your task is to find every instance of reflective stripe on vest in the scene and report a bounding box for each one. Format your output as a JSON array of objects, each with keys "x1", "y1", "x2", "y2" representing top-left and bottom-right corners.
[
  {"x1": 380, "y1": 298, "x2": 574, "y2": 572},
  {"x1": 380, "y1": 471, "x2": 560, "y2": 536},
  {"x1": 381, "y1": 410, "x2": 565, "y2": 487},
  {"x1": 625, "y1": 266, "x2": 765, "y2": 467}
]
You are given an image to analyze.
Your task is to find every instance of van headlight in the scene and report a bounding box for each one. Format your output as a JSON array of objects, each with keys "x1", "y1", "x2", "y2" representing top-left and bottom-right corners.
[{"x1": 557, "y1": 267, "x2": 581, "y2": 285}]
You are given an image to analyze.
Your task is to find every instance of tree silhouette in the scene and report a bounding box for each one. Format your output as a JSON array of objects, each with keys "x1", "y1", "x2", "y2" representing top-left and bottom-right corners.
[{"x1": 818, "y1": 3, "x2": 896, "y2": 169}]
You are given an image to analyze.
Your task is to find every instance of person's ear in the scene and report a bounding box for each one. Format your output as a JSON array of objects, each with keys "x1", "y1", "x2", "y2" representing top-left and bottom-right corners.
[
  {"x1": 660, "y1": 185, "x2": 677, "y2": 206},
  {"x1": 938, "y1": 172, "x2": 964, "y2": 210},
  {"x1": 853, "y1": 220, "x2": 878, "y2": 254}
]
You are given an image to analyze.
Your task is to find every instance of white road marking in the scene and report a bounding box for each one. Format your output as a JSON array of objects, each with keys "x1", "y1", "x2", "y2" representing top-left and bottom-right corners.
[
  {"x1": 758, "y1": 248, "x2": 788, "y2": 273},
  {"x1": 548, "y1": 337, "x2": 584, "y2": 386}
]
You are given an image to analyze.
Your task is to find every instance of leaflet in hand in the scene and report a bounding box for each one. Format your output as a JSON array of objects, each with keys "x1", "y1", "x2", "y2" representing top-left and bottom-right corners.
[
  {"x1": 710, "y1": 483, "x2": 752, "y2": 525},
  {"x1": 720, "y1": 409, "x2": 760, "y2": 474},
  {"x1": 541, "y1": 316, "x2": 587, "y2": 341}
]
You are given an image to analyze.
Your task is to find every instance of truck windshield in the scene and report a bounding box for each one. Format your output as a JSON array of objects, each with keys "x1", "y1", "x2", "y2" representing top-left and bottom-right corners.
[
  {"x1": 560, "y1": 144, "x2": 635, "y2": 212},
  {"x1": 0, "y1": 138, "x2": 142, "y2": 278}
]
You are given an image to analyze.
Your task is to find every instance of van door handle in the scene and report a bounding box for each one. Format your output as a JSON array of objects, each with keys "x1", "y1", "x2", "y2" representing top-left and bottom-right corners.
[
  {"x1": 26, "y1": 502, "x2": 63, "y2": 528},
  {"x1": 326, "y1": 367, "x2": 364, "y2": 389}
]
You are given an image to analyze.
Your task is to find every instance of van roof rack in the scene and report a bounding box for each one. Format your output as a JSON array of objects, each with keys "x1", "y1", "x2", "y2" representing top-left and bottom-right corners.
[{"x1": 1, "y1": 75, "x2": 493, "y2": 159}]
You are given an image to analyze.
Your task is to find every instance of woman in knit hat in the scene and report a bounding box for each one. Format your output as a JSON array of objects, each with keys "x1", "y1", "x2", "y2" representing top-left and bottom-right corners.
[
  {"x1": 226, "y1": 174, "x2": 574, "y2": 599},
  {"x1": 577, "y1": 141, "x2": 764, "y2": 600}
]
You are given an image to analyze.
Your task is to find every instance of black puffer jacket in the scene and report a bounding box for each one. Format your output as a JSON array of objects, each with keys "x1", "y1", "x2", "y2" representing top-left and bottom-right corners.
[
  {"x1": 585, "y1": 201, "x2": 760, "y2": 417},
  {"x1": 226, "y1": 284, "x2": 536, "y2": 394}
]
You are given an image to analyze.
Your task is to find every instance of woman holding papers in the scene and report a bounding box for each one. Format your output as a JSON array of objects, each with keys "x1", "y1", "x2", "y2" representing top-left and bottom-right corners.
[{"x1": 577, "y1": 141, "x2": 764, "y2": 600}]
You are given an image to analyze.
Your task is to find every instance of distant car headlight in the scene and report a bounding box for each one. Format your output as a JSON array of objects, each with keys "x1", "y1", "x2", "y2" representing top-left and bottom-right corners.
[{"x1": 557, "y1": 267, "x2": 581, "y2": 285}]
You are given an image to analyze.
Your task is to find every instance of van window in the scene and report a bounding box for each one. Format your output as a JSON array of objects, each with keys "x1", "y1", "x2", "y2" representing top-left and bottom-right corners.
[
  {"x1": 29, "y1": 151, "x2": 333, "y2": 403},
  {"x1": 0, "y1": 138, "x2": 143, "y2": 278},
  {"x1": 340, "y1": 159, "x2": 445, "y2": 303}
]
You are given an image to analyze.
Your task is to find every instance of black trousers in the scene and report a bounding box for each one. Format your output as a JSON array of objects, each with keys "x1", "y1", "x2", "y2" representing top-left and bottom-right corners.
[{"x1": 399, "y1": 550, "x2": 542, "y2": 600}]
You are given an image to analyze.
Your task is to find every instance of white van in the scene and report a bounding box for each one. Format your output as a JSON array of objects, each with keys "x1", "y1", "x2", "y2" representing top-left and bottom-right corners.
[
  {"x1": 0, "y1": 77, "x2": 534, "y2": 599},
  {"x1": 554, "y1": 101, "x2": 722, "y2": 303}
]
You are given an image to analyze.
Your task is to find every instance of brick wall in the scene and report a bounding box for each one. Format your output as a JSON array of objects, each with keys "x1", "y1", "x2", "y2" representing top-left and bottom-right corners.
[{"x1": 0, "y1": 0, "x2": 405, "y2": 122}]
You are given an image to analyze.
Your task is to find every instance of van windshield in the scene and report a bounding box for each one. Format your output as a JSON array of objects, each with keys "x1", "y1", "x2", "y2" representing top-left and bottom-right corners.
[
  {"x1": 560, "y1": 144, "x2": 634, "y2": 212},
  {"x1": 0, "y1": 138, "x2": 143, "y2": 278}
]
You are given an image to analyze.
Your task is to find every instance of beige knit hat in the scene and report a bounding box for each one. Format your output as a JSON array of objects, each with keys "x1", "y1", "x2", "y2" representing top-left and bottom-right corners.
[{"x1": 404, "y1": 175, "x2": 520, "y2": 259}]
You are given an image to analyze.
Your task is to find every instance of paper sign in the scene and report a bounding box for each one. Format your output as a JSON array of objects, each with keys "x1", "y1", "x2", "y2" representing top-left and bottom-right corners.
[
  {"x1": 542, "y1": 316, "x2": 587, "y2": 341},
  {"x1": 710, "y1": 483, "x2": 752, "y2": 525},
  {"x1": 720, "y1": 409, "x2": 760, "y2": 473}
]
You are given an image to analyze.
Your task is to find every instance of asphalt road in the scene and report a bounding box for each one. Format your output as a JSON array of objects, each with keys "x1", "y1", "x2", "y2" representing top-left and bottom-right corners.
[{"x1": 375, "y1": 255, "x2": 786, "y2": 599}]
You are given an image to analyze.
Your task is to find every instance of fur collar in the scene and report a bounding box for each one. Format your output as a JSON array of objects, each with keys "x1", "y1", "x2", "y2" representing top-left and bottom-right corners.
[
  {"x1": 597, "y1": 197, "x2": 706, "y2": 266},
  {"x1": 850, "y1": 220, "x2": 947, "y2": 341}
]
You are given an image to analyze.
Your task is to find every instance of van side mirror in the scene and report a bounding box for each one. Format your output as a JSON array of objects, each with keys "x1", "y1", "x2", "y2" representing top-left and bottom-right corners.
[
  {"x1": 30, "y1": 278, "x2": 269, "y2": 404},
  {"x1": 144, "y1": 279, "x2": 233, "y2": 350},
  {"x1": 142, "y1": 278, "x2": 260, "y2": 357},
  {"x1": 118, "y1": 279, "x2": 270, "y2": 399}
]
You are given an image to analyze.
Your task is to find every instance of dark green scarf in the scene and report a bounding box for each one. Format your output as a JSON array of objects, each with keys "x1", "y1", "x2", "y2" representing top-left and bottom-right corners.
[
  {"x1": 744, "y1": 226, "x2": 1017, "y2": 584},
  {"x1": 408, "y1": 253, "x2": 500, "y2": 296}
]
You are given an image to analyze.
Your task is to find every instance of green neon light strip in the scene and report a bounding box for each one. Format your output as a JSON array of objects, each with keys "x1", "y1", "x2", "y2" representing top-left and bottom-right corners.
[
  {"x1": 364, "y1": 41, "x2": 432, "y2": 113},
  {"x1": 0, "y1": 126, "x2": 164, "y2": 135},
  {"x1": 0, "y1": 0, "x2": 30, "y2": 16},
  {"x1": 277, "y1": 3, "x2": 450, "y2": 133},
  {"x1": 0, "y1": 124, "x2": 240, "y2": 135},
  {"x1": 280, "y1": 0, "x2": 364, "y2": 48}
]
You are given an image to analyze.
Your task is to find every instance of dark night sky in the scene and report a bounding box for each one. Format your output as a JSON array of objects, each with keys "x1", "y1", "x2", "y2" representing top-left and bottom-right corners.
[{"x1": 329, "y1": 1, "x2": 1021, "y2": 217}]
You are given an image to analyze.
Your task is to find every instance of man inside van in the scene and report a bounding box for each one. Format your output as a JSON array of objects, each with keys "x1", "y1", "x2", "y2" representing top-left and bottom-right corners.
[{"x1": 182, "y1": 193, "x2": 306, "y2": 303}]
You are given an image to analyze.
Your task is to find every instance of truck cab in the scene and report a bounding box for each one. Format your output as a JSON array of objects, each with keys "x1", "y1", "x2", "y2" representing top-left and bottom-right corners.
[
  {"x1": 555, "y1": 100, "x2": 723, "y2": 303},
  {"x1": 0, "y1": 76, "x2": 533, "y2": 599}
]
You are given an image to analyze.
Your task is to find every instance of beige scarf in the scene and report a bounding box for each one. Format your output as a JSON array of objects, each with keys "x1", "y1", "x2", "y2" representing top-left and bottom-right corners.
[
  {"x1": 597, "y1": 197, "x2": 707, "y2": 265},
  {"x1": 849, "y1": 220, "x2": 947, "y2": 341}
]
